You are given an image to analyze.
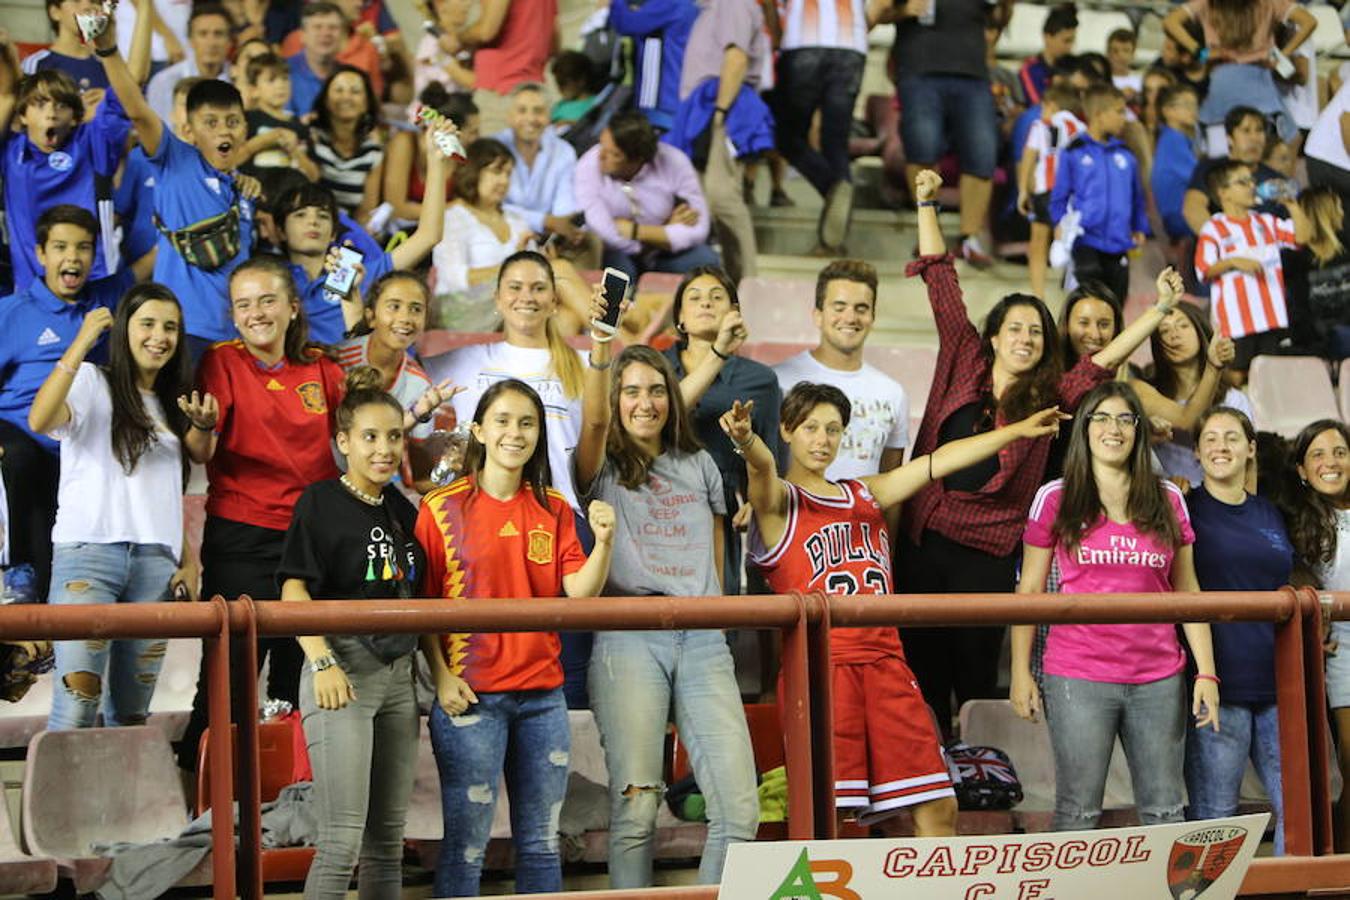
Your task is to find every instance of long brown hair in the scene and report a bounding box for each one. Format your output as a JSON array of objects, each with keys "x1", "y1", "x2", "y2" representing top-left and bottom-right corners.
[
  {"x1": 1209, "y1": 0, "x2": 1259, "y2": 52},
  {"x1": 605, "y1": 346, "x2": 702, "y2": 489},
  {"x1": 106, "y1": 283, "x2": 190, "y2": 475},
  {"x1": 982, "y1": 293, "x2": 1064, "y2": 423},
  {"x1": 463, "y1": 378, "x2": 553, "y2": 509},
  {"x1": 1300, "y1": 186, "x2": 1345, "y2": 266},
  {"x1": 1147, "y1": 303, "x2": 1216, "y2": 405},
  {"x1": 1052, "y1": 381, "x2": 1182, "y2": 550},
  {"x1": 1284, "y1": 420, "x2": 1350, "y2": 584}
]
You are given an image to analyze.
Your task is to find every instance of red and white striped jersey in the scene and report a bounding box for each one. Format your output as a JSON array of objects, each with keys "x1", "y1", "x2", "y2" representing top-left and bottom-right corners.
[
  {"x1": 1026, "y1": 110, "x2": 1085, "y2": 195},
  {"x1": 781, "y1": 0, "x2": 867, "y2": 53},
  {"x1": 1194, "y1": 212, "x2": 1297, "y2": 339}
]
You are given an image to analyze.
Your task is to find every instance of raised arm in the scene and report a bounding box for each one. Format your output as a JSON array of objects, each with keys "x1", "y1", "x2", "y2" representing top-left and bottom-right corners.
[
  {"x1": 1089, "y1": 268, "x2": 1182, "y2": 371},
  {"x1": 562, "y1": 501, "x2": 615, "y2": 597},
  {"x1": 863, "y1": 406, "x2": 1065, "y2": 509},
  {"x1": 390, "y1": 126, "x2": 453, "y2": 269},
  {"x1": 125, "y1": 0, "x2": 155, "y2": 86},
  {"x1": 1162, "y1": 4, "x2": 1201, "y2": 56},
  {"x1": 93, "y1": 16, "x2": 163, "y2": 156},
  {"x1": 914, "y1": 169, "x2": 945, "y2": 256},
  {"x1": 1130, "y1": 330, "x2": 1234, "y2": 432},
  {"x1": 0, "y1": 30, "x2": 21, "y2": 133},
  {"x1": 717, "y1": 399, "x2": 788, "y2": 545},
  {"x1": 678, "y1": 310, "x2": 746, "y2": 408},
  {"x1": 28, "y1": 308, "x2": 114, "y2": 435},
  {"x1": 1280, "y1": 5, "x2": 1317, "y2": 57},
  {"x1": 574, "y1": 286, "x2": 613, "y2": 494}
]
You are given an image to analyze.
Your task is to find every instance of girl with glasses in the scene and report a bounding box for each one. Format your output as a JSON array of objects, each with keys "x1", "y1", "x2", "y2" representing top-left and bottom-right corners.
[{"x1": 1010, "y1": 381, "x2": 1220, "y2": 832}]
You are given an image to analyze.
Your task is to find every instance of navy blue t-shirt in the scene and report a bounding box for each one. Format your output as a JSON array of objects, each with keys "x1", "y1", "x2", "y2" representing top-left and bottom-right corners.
[{"x1": 1187, "y1": 486, "x2": 1294, "y2": 705}]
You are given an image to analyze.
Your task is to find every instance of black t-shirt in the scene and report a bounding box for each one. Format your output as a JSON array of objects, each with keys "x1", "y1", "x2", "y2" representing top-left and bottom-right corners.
[
  {"x1": 938, "y1": 400, "x2": 1000, "y2": 493},
  {"x1": 890, "y1": 0, "x2": 990, "y2": 82},
  {"x1": 277, "y1": 479, "x2": 427, "y2": 662}
]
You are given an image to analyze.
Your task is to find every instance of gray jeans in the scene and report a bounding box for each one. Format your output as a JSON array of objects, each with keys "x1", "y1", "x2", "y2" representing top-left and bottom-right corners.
[
  {"x1": 299, "y1": 641, "x2": 419, "y2": 900},
  {"x1": 1042, "y1": 672, "x2": 1187, "y2": 831}
]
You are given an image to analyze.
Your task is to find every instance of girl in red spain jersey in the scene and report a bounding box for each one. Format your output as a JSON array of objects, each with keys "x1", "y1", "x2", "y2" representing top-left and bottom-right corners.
[
  {"x1": 415, "y1": 379, "x2": 616, "y2": 897},
  {"x1": 176, "y1": 254, "x2": 346, "y2": 770},
  {"x1": 726, "y1": 382, "x2": 1062, "y2": 834}
]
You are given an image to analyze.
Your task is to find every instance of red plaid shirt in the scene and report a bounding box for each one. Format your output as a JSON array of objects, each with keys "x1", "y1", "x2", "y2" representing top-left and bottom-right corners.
[{"x1": 901, "y1": 255, "x2": 1112, "y2": 557}]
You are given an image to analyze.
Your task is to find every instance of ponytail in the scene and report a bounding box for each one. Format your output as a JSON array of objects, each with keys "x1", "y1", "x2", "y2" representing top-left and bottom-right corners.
[{"x1": 546, "y1": 316, "x2": 583, "y2": 399}]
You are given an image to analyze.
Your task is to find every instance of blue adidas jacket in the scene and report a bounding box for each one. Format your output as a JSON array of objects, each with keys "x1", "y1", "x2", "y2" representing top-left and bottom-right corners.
[
  {"x1": 663, "y1": 81, "x2": 775, "y2": 162},
  {"x1": 609, "y1": 0, "x2": 699, "y2": 132},
  {"x1": 1049, "y1": 133, "x2": 1150, "y2": 255}
]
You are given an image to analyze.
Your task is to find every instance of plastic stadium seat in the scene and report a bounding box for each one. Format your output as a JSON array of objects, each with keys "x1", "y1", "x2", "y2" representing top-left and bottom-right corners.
[
  {"x1": 1247, "y1": 355, "x2": 1339, "y2": 438},
  {"x1": 0, "y1": 803, "x2": 55, "y2": 894},
  {"x1": 1075, "y1": 10, "x2": 1134, "y2": 55},
  {"x1": 737, "y1": 277, "x2": 819, "y2": 343},
  {"x1": 1308, "y1": 4, "x2": 1346, "y2": 57},
  {"x1": 997, "y1": 3, "x2": 1049, "y2": 59},
  {"x1": 1341, "y1": 359, "x2": 1350, "y2": 422},
  {"x1": 23, "y1": 726, "x2": 203, "y2": 892},
  {"x1": 197, "y1": 722, "x2": 315, "y2": 883}
]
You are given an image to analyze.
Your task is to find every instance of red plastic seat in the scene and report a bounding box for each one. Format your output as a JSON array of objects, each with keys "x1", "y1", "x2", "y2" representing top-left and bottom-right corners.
[{"x1": 197, "y1": 721, "x2": 315, "y2": 883}]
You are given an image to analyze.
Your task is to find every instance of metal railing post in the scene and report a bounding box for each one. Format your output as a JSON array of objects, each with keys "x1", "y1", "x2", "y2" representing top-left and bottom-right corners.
[
  {"x1": 234, "y1": 595, "x2": 264, "y2": 899},
  {"x1": 1299, "y1": 586, "x2": 1335, "y2": 855},
  {"x1": 806, "y1": 590, "x2": 836, "y2": 840},
  {"x1": 1275, "y1": 585, "x2": 1313, "y2": 856},
  {"x1": 780, "y1": 591, "x2": 815, "y2": 838},
  {"x1": 205, "y1": 594, "x2": 236, "y2": 900}
]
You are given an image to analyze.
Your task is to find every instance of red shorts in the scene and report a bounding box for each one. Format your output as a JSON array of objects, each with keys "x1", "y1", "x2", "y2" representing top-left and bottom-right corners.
[{"x1": 832, "y1": 655, "x2": 954, "y2": 825}]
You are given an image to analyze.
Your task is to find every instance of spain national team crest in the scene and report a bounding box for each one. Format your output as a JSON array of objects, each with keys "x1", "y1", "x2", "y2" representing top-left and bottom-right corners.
[
  {"x1": 295, "y1": 381, "x2": 327, "y2": 414},
  {"x1": 1167, "y1": 825, "x2": 1248, "y2": 899},
  {"x1": 527, "y1": 527, "x2": 553, "y2": 565}
]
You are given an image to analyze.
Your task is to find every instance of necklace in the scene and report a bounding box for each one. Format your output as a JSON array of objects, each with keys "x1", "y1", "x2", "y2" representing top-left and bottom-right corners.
[{"x1": 340, "y1": 474, "x2": 383, "y2": 506}]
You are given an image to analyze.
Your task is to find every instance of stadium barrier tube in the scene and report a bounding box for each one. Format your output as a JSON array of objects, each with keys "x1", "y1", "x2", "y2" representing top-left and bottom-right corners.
[{"x1": 0, "y1": 596, "x2": 237, "y2": 900}]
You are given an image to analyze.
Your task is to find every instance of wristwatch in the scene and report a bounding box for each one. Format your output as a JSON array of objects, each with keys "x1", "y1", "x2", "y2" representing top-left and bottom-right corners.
[{"x1": 310, "y1": 652, "x2": 338, "y2": 673}]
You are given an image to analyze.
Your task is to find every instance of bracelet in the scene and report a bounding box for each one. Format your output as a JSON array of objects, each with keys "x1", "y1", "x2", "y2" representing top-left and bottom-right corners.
[
  {"x1": 416, "y1": 407, "x2": 436, "y2": 424},
  {"x1": 711, "y1": 345, "x2": 730, "y2": 361},
  {"x1": 310, "y1": 652, "x2": 339, "y2": 673},
  {"x1": 1195, "y1": 673, "x2": 1220, "y2": 685},
  {"x1": 588, "y1": 353, "x2": 612, "y2": 370},
  {"x1": 54, "y1": 360, "x2": 78, "y2": 376},
  {"x1": 589, "y1": 330, "x2": 615, "y2": 344},
  {"x1": 94, "y1": 45, "x2": 118, "y2": 58},
  {"x1": 731, "y1": 433, "x2": 755, "y2": 456},
  {"x1": 190, "y1": 419, "x2": 214, "y2": 432},
  {"x1": 917, "y1": 200, "x2": 940, "y2": 209},
  {"x1": 714, "y1": 106, "x2": 729, "y2": 116}
]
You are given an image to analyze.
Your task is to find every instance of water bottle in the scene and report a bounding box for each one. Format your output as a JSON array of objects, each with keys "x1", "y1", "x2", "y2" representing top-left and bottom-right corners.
[
  {"x1": 917, "y1": 0, "x2": 936, "y2": 26},
  {"x1": 429, "y1": 425, "x2": 471, "y2": 486},
  {"x1": 1256, "y1": 178, "x2": 1295, "y2": 205}
]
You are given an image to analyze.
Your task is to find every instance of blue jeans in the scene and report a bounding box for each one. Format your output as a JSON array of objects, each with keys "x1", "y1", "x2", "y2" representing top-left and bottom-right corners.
[
  {"x1": 589, "y1": 630, "x2": 758, "y2": 887},
  {"x1": 774, "y1": 48, "x2": 865, "y2": 197},
  {"x1": 47, "y1": 541, "x2": 176, "y2": 730},
  {"x1": 1042, "y1": 673, "x2": 1187, "y2": 831},
  {"x1": 429, "y1": 688, "x2": 571, "y2": 896},
  {"x1": 896, "y1": 73, "x2": 998, "y2": 178},
  {"x1": 1185, "y1": 702, "x2": 1284, "y2": 854},
  {"x1": 601, "y1": 242, "x2": 721, "y2": 284}
]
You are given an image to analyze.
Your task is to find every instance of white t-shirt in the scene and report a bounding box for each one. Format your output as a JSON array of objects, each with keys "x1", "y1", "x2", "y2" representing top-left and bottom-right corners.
[
  {"x1": 424, "y1": 341, "x2": 586, "y2": 510},
  {"x1": 50, "y1": 364, "x2": 184, "y2": 558},
  {"x1": 1307, "y1": 80, "x2": 1350, "y2": 171},
  {"x1": 1319, "y1": 508, "x2": 1350, "y2": 592},
  {"x1": 432, "y1": 204, "x2": 533, "y2": 298},
  {"x1": 117, "y1": 0, "x2": 190, "y2": 64},
  {"x1": 772, "y1": 350, "x2": 909, "y2": 481}
]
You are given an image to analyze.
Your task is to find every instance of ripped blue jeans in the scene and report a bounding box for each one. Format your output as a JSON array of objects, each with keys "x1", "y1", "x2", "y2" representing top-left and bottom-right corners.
[
  {"x1": 47, "y1": 542, "x2": 175, "y2": 730},
  {"x1": 429, "y1": 687, "x2": 570, "y2": 896}
]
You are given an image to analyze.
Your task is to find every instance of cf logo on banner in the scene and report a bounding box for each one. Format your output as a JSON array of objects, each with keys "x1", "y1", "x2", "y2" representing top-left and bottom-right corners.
[{"x1": 769, "y1": 849, "x2": 862, "y2": 900}]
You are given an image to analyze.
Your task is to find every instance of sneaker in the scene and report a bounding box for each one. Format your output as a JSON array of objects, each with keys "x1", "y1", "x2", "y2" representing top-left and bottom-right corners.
[
  {"x1": 819, "y1": 179, "x2": 854, "y2": 250},
  {"x1": 960, "y1": 235, "x2": 994, "y2": 270},
  {"x1": 770, "y1": 188, "x2": 795, "y2": 208}
]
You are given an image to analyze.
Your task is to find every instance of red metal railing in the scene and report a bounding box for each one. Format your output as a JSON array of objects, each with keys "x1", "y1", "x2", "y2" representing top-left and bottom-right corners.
[
  {"x1": 2, "y1": 587, "x2": 1349, "y2": 897},
  {"x1": 0, "y1": 596, "x2": 238, "y2": 900}
]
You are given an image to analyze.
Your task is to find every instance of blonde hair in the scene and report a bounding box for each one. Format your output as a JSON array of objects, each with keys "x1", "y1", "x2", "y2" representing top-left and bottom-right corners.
[
  {"x1": 1300, "y1": 186, "x2": 1345, "y2": 266},
  {"x1": 497, "y1": 251, "x2": 584, "y2": 398}
]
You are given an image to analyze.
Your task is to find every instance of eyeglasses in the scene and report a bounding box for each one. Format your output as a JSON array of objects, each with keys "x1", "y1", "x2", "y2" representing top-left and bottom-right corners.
[{"x1": 1086, "y1": 412, "x2": 1140, "y2": 429}]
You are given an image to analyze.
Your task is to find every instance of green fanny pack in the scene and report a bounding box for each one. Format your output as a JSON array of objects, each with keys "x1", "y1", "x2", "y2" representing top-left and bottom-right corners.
[{"x1": 154, "y1": 205, "x2": 241, "y2": 271}]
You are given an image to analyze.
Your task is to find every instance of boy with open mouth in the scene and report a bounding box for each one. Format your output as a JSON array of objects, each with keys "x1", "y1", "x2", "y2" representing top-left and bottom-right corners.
[
  {"x1": 94, "y1": 11, "x2": 259, "y2": 361},
  {"x1": 0, "y1": 1, "x2": 151, "y2": 293}
]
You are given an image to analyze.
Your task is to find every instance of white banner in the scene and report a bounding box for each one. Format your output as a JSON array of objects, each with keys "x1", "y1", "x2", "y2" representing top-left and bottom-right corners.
[{"x1": 721, "y1": 814, "x2": 1270, "y2": 900}]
